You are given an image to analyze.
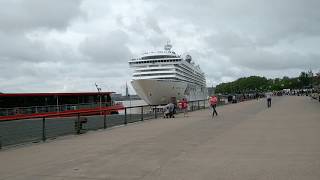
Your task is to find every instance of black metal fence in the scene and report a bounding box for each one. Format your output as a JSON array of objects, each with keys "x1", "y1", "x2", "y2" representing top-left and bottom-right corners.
[{"x1": 0, "y1": 99, "x2": 211, "y2": 149}]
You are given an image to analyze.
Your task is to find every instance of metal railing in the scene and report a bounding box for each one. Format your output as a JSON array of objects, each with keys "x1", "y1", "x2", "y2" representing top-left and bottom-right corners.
[
  {"x1": 0, "y1": 99, "x2": 214, "y2": 149},
  {"x1": 0, "y1": 94, "x2": 265, "y2": 150}
]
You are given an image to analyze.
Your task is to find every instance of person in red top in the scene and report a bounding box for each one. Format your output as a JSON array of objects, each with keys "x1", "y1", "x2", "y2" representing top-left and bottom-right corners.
[
  {"x1": 209, "y1": 96, "x2": 218, "y2": 118},
  {"x1": 180, "y1": 98, "x2": 188, "y2": 117}
]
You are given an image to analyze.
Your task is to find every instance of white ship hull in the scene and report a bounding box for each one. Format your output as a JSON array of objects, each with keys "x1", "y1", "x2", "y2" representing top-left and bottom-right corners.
[{"x1": 131, "y1": 79, "x2": 207, "y2": 105}]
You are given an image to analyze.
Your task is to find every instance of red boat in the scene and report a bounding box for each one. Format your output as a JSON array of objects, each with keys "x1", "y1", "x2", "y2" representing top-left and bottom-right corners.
[{"x1": 0, "y1": 92, "x2": 124, "y2": 121}]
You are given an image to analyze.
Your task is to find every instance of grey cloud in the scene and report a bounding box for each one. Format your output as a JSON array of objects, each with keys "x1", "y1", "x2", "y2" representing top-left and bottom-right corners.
[
  {"x1": 2, "y1": 0, "x2": 320, "y2": 93},
  {"x1": 205, "y1": 28, "x2": 320, "y2": 72},
  {"x1": 227, "y1": 48, "x2": 320, "y2": 70},
  {"x1": 206, "y1": 32, "x2": 254, "y2": 50},
  {"x1": 0, "y1": 0, "x2": 85, "y2": 32},
  {"x1": 118, "y1": 15, "x2": 165, "y2": 47},
  {"x1": 0, "y1": 33, "x2": 48, "y2": 63},
  {"x1": 189, "y1": 50, "x2": 244, "y2": 84},
  {"x1": 145, "y1": 16, "x2": 162, "y2": 34},
  {"x1": 146, "y1": 34, "x2": 169, "y2": 48},
  {"x1": 0, "y1": 60, "x2": 126, "y2": 92},
  {"x1": 0, "y1": 31, "x2": 80, "y2": 64},
  {"x1": 156, "y1": 0, "x2": 320, "y2": 44},
  {"x1": 207, "y1": 31, "x2": 320, "y2": 71},
  {"x1": 79, "y1": 30, "x2": 132, "y2": 63}
]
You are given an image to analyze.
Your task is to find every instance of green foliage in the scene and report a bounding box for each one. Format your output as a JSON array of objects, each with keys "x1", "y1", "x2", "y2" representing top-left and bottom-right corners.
[
  {"x1": 215, "y1": 76, "x2": 268, "y2": 94},
  {"x1": 215, "y1": 71, "x2": 319, "y2": 94}
]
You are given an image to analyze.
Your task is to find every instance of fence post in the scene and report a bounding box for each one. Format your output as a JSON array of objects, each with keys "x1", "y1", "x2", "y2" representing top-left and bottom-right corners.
[
  {"x1": 103, "y1": 111, "x2": 107, "y2": 129},
  {"x1": 191, "y1": 102, "x2": 193, "y2": 111},
  {"x1": 141, "y1": 106, "x2": 144, "y2": 121},
  {"x1": 124, "y1": 108, "x2": 127, "y2": 125},
  {"x1": 42, "y1": 117, "x2": 46, "y2": 141},
  {"x1": 77, "y1": 113, "x2": 81, "y2": 134},
  {"x1": 154, "y1": 106, "x2": 157, "y2": 119}
]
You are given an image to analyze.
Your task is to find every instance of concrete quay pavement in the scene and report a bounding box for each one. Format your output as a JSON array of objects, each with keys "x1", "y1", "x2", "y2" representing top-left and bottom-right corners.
[{"x1": 0, "y1": 96, "x2": 319, "y2": 180}]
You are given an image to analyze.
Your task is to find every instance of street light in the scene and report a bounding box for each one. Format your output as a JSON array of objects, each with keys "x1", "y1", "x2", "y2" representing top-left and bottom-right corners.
[{"x1": 95, "y1": 83, "x2": 102, "y2": 112}]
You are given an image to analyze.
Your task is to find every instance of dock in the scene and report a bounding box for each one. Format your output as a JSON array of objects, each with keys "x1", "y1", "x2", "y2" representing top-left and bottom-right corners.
[{"x1": 0, "y1": 96, "x2": 319, "y2": 180}]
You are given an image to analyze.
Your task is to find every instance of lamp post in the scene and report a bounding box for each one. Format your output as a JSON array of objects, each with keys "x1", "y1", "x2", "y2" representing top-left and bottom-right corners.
[{"x1": 95, "y1": 83, "x2": 102, "y2": 113}]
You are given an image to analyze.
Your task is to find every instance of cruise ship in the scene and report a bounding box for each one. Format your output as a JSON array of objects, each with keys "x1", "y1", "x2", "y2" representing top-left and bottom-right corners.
[{"x1": 129, "y1": 43, "x2": 207, "y2": 105}]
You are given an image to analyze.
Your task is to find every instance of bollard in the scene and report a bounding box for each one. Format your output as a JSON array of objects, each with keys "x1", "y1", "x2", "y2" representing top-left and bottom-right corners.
[
  {"x1": 124, "y1": 108, "x2": 127, "y2": 125},
  {"x1": 198, "y1": 101, "x2": 200, "y2": 110},
  {"x1": 141, "y1": 106, "x2": 144, "y2": 121},
  {"x1": 0, "y1": 135, "x2": 2, "y2": 149},
  {"x1": 42, "y1": 117, "x2": 46, "y2": 141},
  {"x1": 104, "y1": 111, "x2": 107, "y2": 129}
]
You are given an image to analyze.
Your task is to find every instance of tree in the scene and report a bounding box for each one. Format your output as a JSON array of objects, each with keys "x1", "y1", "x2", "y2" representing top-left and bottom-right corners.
[
  {"x1": 313, "y1": 71, "x2": 320, "y2": 86},
  {"x1": 214, "y1": 71, "x2": 315, "y2": 94},
  {"x1": 299, "y1": 71, "x2": 311, "y2": 88},
  {"x1": 215, "y1": 76, "x2": 268, "y2": 94}
]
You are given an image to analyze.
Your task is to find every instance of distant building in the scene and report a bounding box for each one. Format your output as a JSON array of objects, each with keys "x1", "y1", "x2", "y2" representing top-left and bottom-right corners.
[
  {"x1": 111, "y1": 93, "x2": 141, "y2": 101},
  {"x1": 111, "y1": 93, "x2": 123, "y2": 100}
]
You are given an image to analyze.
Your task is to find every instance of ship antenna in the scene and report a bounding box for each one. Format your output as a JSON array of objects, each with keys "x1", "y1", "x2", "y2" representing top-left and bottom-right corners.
[{"x1": 164, "y1": 41, "x2": 172, "y2": 51}]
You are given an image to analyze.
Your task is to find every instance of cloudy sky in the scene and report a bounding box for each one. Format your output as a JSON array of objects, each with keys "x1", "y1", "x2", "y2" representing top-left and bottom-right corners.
[{"x1": 1, "y1": 0, "x2": 319, "y2": 94}]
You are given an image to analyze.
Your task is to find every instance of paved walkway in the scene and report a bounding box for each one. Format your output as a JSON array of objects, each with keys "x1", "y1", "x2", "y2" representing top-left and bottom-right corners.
[{"x1": 0, "y1": 96, "x2": 319, "y2": 180}]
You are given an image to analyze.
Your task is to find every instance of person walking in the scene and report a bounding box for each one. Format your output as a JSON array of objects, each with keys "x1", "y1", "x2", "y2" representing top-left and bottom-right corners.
[
  {"x1": 232, "y1": 95, "x2": 236, "y2": 103},
  {"x1": 180, "y1": 98, "x2": 188, "y2": 117},
  {"x1": 209, "y1": 96, "x2": 218, "y2": 118},
  {"x1": 266, "y1": 92, "x2": 272, "y2": 108}
]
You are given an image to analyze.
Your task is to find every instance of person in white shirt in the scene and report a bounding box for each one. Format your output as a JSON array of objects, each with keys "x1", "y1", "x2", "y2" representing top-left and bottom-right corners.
[{"x1": 266, "y1": 92, "x2": 272, "y2": 108}]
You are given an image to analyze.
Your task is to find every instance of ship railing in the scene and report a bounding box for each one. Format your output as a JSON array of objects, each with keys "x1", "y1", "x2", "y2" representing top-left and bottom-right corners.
[{"x1": 0, "y1": 101, "x2": 113, "y2": 117}]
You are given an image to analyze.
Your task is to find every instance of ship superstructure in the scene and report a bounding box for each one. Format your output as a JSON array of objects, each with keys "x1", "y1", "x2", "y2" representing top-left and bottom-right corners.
[{"x1": 129, "y1": 43, "x2": 207, "y2": 105}]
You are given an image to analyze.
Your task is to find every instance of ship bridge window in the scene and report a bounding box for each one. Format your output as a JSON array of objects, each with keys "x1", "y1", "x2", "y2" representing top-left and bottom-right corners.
[
  {"x1": 133, "y1": 73, "x2": 175, "y2": 77},
  {"x1": 137, "y1": 68, "x2": 173, "y2": 72},
  {"x1": 130, "y1": 58, "x2": 181, "y2": 65},
  {"x1": 141, "y1": 55, "x2": 175, "y2": 60}
]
